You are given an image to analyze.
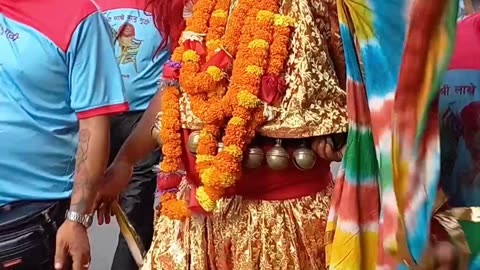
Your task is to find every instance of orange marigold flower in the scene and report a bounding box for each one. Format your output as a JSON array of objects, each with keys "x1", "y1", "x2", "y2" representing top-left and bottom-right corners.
[{"x1": 160, "y1": 197, "x2": 190, "y2": 220}]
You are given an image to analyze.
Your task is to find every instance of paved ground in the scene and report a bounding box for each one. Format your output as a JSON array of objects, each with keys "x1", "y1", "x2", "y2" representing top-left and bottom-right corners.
[
  {"x1": 89, "y1": 217, "x2": 119, "y2": 270},
  {"x1": 88, "y1": 162, "x2": 342, "y2": 270}
]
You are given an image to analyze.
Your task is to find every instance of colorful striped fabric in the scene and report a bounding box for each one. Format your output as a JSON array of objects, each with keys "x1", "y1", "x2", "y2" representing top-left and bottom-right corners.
[{"x1": 325, "y1": 0, "x2": 458, "y2": 269}]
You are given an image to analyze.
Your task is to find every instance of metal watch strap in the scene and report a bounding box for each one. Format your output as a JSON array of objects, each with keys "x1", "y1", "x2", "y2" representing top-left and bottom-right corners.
[{"x1": 65, "y1": 210, "x2": 93, "y2": 228}]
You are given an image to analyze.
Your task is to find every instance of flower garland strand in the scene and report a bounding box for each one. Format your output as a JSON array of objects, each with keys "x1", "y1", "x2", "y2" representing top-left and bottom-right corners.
[
  {"x1": 267, "y1": 15, "x2": 295, "y2": 76},
  {"x1": 193, "y1": 0, "x2": 249, "y2": 181},
  {"x1": 157, "y1": 0, "x2": 220, "y2": 221},
  {"x1": 206, "y1": 0, "x2": 231, "y2": 59},
  {"x1": 196, "y1": 0, "x2": 279, "y2": 212},
  {"x1": 158, "y1": 85, "x2": 190, "y2": 219}
]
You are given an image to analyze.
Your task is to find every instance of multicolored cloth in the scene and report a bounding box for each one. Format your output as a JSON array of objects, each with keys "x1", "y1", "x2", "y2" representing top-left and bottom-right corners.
[{"x1": 326, "y1": 0, "x2": 458, "y2": 269}]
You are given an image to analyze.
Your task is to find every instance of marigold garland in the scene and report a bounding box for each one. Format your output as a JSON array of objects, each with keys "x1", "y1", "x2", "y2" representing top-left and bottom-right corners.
[
  {"x1": 195, "y1": 0, "x2": 279, "y2": 211},
  {"x1": 267, "y1": 15, "x2": 294, "y2": 76},
  {"x1": 157, "y1": 0, "x2": 294, "y2": 220},
  {"x1": 159, "y1": 86, "x2": 182, "y2": 173},
  {"x1": 206, "y1": 0, "x2": 231, "y2": 58},
  {"x1": 157, "y1": 0, "x2": 221, "y2": 221}
]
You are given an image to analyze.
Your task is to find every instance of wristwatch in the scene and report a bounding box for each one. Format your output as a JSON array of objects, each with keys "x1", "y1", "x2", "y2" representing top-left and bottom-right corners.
[{"x1": 65, "y1": 210, "x2": 93, "y2": 228}]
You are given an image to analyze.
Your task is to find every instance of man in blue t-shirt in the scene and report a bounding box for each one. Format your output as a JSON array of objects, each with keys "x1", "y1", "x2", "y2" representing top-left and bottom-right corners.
[
  {"x1": 439, "y1": 6, "x2": 480, "y2": 268},
  {"x1": 0, "y1": 0, "x2": 127, "y2": 269},
  {"x1": 95, "y1": 1, "x2": 170, "y2": 269}
]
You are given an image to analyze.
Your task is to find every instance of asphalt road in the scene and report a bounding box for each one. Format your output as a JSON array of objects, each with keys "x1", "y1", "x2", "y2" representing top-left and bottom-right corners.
[
  {"x1": 88, "y1": 162, "x2": 342, "y2": 270},
  {"x1": 89, "y1": 217, "x2": 119, "y2": 270}
]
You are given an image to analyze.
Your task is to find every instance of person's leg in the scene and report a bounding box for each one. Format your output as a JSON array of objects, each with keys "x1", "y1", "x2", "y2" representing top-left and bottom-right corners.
[{"x1": 109, "y1": 112, "x2": 159, "y2": 270}]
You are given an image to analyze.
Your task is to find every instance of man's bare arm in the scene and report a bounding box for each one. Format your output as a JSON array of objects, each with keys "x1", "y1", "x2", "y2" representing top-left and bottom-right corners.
[
  {"x1": 69, "y1": 116, "x2": 110, "y2": 215},
  {"x1": 114, "y1": 90, "x2": 162, "y2": 166}
]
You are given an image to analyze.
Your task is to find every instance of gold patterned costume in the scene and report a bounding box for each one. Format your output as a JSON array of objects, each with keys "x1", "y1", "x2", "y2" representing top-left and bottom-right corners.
[{"x1": 143, "y1": 0, "x2": 347, "y2": 269}]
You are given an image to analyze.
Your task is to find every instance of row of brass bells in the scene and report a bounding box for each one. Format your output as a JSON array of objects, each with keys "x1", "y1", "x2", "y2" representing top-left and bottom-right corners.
[
  {"x1": 255, "y1": 140, "x2": 316, "y2": 171},
  {"x1": 188, "y1": 132, "x2": 316, "y2": 171},
  {"x1": 187, "y1": 131, "x2": 224, "y2": 154}
]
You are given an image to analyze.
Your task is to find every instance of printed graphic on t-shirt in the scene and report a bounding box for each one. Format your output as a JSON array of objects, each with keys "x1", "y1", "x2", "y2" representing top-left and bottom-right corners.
[
  {"x1": 114, "y1": 22, "x2": 142, "y2": 72},
  {"x1": 439, "y1": 70, "x2": 480, "y2": 207},
  {"x1": 105, "y1": 11, "x2": 157, "y2": 80},
  {"x1": 103, "y1": 8, "x2": 169, "y2": 111},
  {"x1": 0, "y1": 21, "x2": 20, "y2": 41}
]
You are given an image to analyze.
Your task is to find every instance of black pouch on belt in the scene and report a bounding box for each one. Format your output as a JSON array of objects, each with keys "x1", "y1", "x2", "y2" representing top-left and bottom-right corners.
[{"x1": 0, "y1": 201, "x2": 68, "y2": 270}]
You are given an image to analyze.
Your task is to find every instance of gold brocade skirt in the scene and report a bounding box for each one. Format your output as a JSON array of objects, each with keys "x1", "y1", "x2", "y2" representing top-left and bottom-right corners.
[{"x1": 142, "y1": 182, "x2": 333, "y2": 270}]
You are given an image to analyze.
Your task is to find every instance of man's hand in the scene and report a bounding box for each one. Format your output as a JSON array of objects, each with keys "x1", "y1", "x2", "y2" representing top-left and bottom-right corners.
[
  {"x1": 96, "y1": 160, "x2": 133, "y2": 225},
  {"x1": 432, "y1": 241, "x2": 458, "y2": 270},
  {"x1": 414, "y1": 241, "x2": 458, "y2": 270},
  {"x1": 312, "y1": 136, "x2": 346, "y2": 162},
  {"x1": 54, "y1": 221, "x2": 90, "y2": 270}
]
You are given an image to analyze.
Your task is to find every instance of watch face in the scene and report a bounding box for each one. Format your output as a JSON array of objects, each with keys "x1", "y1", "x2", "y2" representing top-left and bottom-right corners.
[{"x1": 84, "y1": 215, "x2": 93, "y2": 227}]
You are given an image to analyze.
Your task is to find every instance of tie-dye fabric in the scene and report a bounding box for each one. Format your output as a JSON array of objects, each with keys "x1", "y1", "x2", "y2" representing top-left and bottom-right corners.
[{"x1": 326, "y1": 0, "x2": 458, "y2": 268}]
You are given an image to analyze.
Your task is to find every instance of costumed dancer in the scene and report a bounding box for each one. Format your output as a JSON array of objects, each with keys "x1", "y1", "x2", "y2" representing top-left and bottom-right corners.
[
  {"x1": 100, "y1": 0, "x2": 348, "y2": 268},
  {"x1": 325, "y1": 0, "x2": 461, "y2": 269}
]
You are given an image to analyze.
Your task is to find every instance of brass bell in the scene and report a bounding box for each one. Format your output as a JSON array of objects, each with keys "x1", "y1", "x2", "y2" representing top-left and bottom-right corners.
[
  {"x1": 266, "y1": 139, "x2": 289, "y2": 171},
  {"x1": 293, "y1": 142, "x2": 316, "y2": 170},
  {"x1": 151, "y1": 123, "x2": 162, "y2": 147},
  {"x1": 187, "y1": 130, "x2": 201, "y2": 154},
  {"x1": 217, "y1": 142, "x2": 224, "y2": 153},
  {"x1": 243, "y1": 147, "x2": 264, "y2": 169}
]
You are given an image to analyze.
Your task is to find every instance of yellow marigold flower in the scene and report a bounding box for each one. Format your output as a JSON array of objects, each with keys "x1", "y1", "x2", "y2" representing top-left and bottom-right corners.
[
  {"x1": 182, "y1": 50, "x2": 199, "y2": 62},
  {"x1": 256, "y1": 10, "x2": 274, "y2": 22},
  {"x1": 246, "y1": 65, "x2": 264, "y2": 77},
  {"x1": 212, "y1": 9, "x2": 228, "y2": 18},
  {"x1": 206, "y1": 66, "x2": 224, "y2": 81},
  {"x1": 201, "y1": 168, "x2": 236, "y2": 188},
  {"x1": 248, "y1": 39, "x2": 269, "y2": 50},
  {"x1": 224, "y1": 145, "x2": 243, "y2": 159},
  {"x1": 229, "y1": 116, "x2": 246, "y2": 126},
  {"x1": 199, "y1": 129, "x2": 213, "y2": 139},
  {"x1": 200, "y1": 168, "x2": 215, "y2": 186},
  {"x1": 218, "y1": 173, "x2": 236, "y2": 187},
  {"x1": 237, "y1": 90, "x2": 260, "y2": 109},
  {"x1": 196, "y1": 186, "x2": 216, "y2": 212},
  {"x1": 206, "y1": 39, "x2": 222, "y2": 50},
  {"x1": 273, "y1": 14, "x2": 295, "y2": 27},
  {"x1": 196, "y1": 155, "x2": 214, "y2": 164}
]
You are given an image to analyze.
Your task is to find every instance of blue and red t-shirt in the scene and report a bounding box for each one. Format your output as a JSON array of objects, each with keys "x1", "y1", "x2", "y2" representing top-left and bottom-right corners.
[
  {"x1": 439, "y1": 14, "x2": 480, "y2": 268},
  {"x1": 0, "y1": 0, "x2": 128, "y2": 205},
  {"x1": 439, "y1": 13, "x2": 480, "y2": 207},
  {"x1": 97, "y1": 0, "x2": 170, "y2": 111}
]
